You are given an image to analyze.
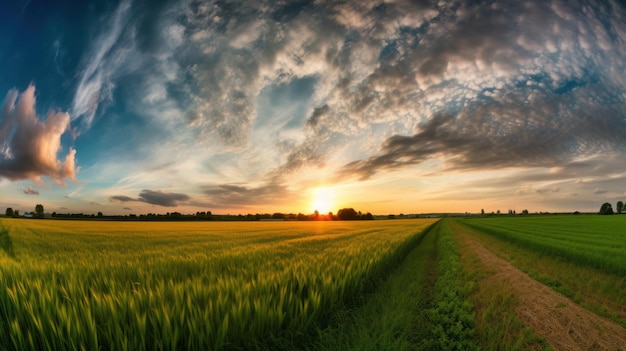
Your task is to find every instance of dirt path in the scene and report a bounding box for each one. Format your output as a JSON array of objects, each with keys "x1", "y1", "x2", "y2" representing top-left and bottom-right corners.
[{"x1": 459, "y1": 226, "x2": 626, "y2": 351}]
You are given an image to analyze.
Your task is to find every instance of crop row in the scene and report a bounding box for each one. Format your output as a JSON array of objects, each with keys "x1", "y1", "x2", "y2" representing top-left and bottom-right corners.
[
  {"x1": 461, "y1": 216, "x2": 626, "y2": 275},
  {"x1": 0, "y1": 218, "x2": 436, "y2": 350},
  {"x1": 415, "y1": 220, "x2": 477, "y2": 350}
]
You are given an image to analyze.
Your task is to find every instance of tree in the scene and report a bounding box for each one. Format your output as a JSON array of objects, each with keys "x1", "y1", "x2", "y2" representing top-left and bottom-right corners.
[
  {"x1": 272, "y1": 212, "x2": 285, "y2": 220},
  {"x1": 617, "y1": 201, "x2": 624, "y2": 214},
  {"x1": 5, "y1": 208, "x2": 13, "y2": 217},
  {"x1": 97, "y1": 212, "x2": 103, "y2": 217},
  {"x1": 599, "y1": 202, "x2": 614, "y2": 215},
  {"x1": 35, "y1": 204, "x2": 44, "y2": 218},
  {"x1": 337, "y1": 208, "x2": 359, "y2": 220}
]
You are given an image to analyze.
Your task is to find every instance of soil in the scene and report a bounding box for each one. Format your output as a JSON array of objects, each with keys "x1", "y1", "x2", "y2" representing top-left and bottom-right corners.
[{"x1": 460, "y1": 231, "x2": 626, "y2": 351}]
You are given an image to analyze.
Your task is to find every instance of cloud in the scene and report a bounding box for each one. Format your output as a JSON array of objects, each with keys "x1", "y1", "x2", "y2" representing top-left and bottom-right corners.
[
  {"x1": 71, "y1": 0, "x2": 134, "y2": 131},
  {"x1": 137, "y1": 189, "x2": 190, "y2": 207},
  {"x1": 22, "y1": 186, "x2": 39, "y2": 195},
  {"x1": 109, "y1": 189, "x2": 190, "y2": 207},
  {"x1": 109, "y1": 195, "x2": 135, "y2": 202},
  {"x1": 202, "y1": 182, "x2": 294, "y2": 209},
  {"x1": 53, "y1": 0, "x2": 626, "y2": 214},
  {"x1": 0, "y1": 85, "x2": 77, "y2": 185}
]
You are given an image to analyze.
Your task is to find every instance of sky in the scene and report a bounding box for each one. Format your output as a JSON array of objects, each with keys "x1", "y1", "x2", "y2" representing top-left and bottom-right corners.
[{"x1": 1, "y1": 0, "x2": 626, "y2": 216}]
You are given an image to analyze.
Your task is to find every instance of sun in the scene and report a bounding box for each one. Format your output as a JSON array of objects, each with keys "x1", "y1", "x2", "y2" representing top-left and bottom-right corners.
[{"x1": 311, "y1": 187, "x2": 334, "y2": 214}]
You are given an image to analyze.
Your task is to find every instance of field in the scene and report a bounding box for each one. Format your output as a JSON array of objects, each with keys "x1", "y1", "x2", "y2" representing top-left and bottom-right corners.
[
  {"x1": 454, "y1": 215, "x2": 626, "y2": 349},
  {"x1": 0, "y1": 218, "x2": 444, "y2": 350},
  {"x1": 1, "y1": 215, "x2": 626, "y2": 350}
]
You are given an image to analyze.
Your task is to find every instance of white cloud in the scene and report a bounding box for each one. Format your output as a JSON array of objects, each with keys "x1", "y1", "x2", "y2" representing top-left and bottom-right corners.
[{"x1": 71, "y1": 0, "x2": 133, "y2": 131}]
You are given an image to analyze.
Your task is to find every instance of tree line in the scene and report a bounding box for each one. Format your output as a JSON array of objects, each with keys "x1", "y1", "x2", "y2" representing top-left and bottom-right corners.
[
  {"x1": 5, "y1": 204, "x2": 45, "y2": 218},
  {"x1": 598, "y1": 201, "x2": 625, "y2": 215},
  {"x1": 4, "y1": 205, "x2": 374, "y2": 221}
]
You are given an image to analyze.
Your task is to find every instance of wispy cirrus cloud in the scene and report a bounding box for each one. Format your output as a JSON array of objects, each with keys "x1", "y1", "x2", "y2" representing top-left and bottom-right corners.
[{"x1": 71, "y1": 0, "x2": 134, "y2": 131}]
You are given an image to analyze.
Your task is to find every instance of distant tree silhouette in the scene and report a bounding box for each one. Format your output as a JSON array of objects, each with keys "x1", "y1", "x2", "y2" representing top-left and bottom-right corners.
[
  {"x1": 337, "y1": 208, "x2": 358, "y2": 220},
  {"x1": 599, "y1": 202, "x2": 614, "y2": 215},
  {"x1": 5, "y1": 208, "x2": 13, "y2": 217},
  {"x1": 35, "y1": 204, "x2": 44, "y2": 218},
  {"x1": 617, "y1": 201, "x2": 624, "y2": 214}
]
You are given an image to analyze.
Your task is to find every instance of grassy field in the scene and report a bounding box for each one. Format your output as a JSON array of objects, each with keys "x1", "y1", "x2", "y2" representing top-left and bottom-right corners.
[
  {"x1": 2, "y1": 215, "x2": 625, "y2": 350},
  {"x1": 461, "y1": 215, "x2": 626, "y2": 274},
  {"x1": 458, "y1": 215, "x2": 626, "y2": 328},
  {"x1": 0, "y1": 218, "x2": 438, "y2": 350}
]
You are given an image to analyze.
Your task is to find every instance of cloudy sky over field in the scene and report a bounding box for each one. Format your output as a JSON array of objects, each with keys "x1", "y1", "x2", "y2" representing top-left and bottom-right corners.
[{"x1": 1, "y1": 0, "x2": 626, "y2": 215}]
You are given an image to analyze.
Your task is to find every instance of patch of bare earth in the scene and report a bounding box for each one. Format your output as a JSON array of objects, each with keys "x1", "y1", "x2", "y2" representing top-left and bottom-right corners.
[{"x1": 460, "y1": 232, "x2": 626, "y2": 351}]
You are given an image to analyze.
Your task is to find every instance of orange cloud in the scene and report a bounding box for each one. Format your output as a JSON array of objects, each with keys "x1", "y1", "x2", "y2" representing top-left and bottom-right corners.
[{"x1": 0, "y1": 85, "x2": 77, "y2": 185}]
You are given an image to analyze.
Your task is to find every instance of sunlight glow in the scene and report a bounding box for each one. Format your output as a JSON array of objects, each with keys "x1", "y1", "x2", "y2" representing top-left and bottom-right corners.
[{"x1": 311, "y1": 187, "x2": 334, "y2": 214}]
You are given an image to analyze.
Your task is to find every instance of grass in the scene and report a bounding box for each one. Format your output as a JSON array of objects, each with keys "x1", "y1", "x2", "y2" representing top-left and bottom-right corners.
[
  {"x1": 0, "y1": 218, "x2": 437, "y2": 350},
  {"x1": 459, "y1": 216, "x2": 626, "y2": 328},
  {"x1": 0, "y1": 221, "x2": 14, "y2": 258},
  {"x1": 313, "y1": 219, "x2": 478, "y2": 351},
  {"x1": 461, "y1": 215, "x2": 626, "y2": 274},
  {"x1": 3, "y1": 215, "x2": 622, "y2": 349},
  {"x1": 449, "y1": 219, "x2": 550, "y2": 350}
]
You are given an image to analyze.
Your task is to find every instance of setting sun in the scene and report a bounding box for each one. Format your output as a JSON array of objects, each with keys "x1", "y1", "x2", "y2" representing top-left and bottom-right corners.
[{"x1": 311, "y1": 187, "x2": 334, "y2": 214}]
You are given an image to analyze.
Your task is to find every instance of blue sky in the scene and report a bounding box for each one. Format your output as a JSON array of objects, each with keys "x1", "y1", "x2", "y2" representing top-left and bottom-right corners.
[{"x1": 1, "y1": 0, "x2": 626, "y2": 215}]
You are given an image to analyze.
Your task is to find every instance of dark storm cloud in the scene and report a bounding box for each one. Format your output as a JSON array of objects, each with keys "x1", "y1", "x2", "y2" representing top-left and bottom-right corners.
[
  {"x1": 109, "y1": 189, "x2": 190, "y2": 207},
  {"x1": 0, "y1": 86, "x2": 77, "y2": 185}
]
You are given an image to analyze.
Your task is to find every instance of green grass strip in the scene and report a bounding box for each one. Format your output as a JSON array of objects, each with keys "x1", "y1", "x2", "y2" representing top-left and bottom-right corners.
[
  {"x1": 415, "y1": 220, "x2": 477, "y2": 350},
  {"x1": 312, "y1": 220, "x2": 477, "y2": 350}
]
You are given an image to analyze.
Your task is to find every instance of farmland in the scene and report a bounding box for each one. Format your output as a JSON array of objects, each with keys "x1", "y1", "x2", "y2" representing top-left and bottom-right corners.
[
  {"x1": 457, "y1": 216, "x2": 626, "y2": 330},
  {"x1": 1, "y1": 215, "x2": 626, "y2": 350},
  {"x1": 0, "y1": 218, "x2": 441, "y2": 350}
]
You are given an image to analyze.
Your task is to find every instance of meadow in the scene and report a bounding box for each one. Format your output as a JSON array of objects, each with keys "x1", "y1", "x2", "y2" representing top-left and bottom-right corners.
[
  {"x1": 460, "y1": 215, "x2": 626, "y2": 274},
  {"x1": 458, "y1": 215, "x2": 626, "y2": 329},
  {"x1": 0, "y1": 218, "x2": 439, "y2": 350},
  {"x1": 2, "y1": 215, "x2": 625, "y2": 350}
]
